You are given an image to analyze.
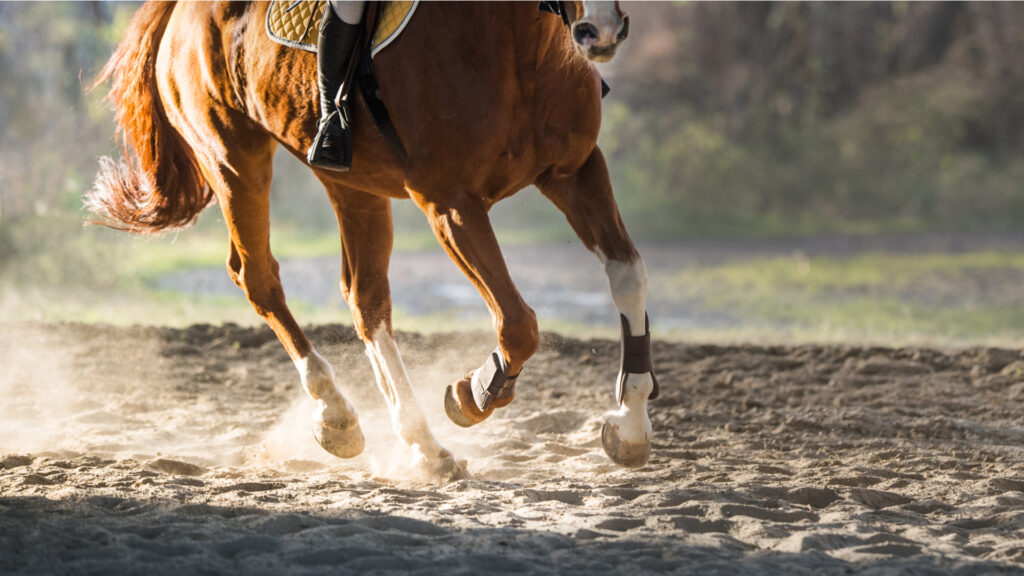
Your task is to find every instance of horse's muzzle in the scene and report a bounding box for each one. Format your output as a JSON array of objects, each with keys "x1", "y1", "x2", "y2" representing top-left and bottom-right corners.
[{"x1": 572, "y1": 14, "x2": 629, "y2": 63}]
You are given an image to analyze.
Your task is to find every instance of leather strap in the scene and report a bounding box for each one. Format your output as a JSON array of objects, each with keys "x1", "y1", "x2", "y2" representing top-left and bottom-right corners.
[
  {"x1": 538, "y1": 1, "x2": 570, "y2": 27},
  {"x1": 615, "y1": 314, "x2": 659, "y2": 406},
  {"x1": 296, "y1": 0, "x2": 319, "y2": 41},
  {"x1": 472, "y1": 347, "x2": 520, "y2": 411},
  {"x1": 355, "y1": 44, "x2": 408, "y2": 162}
]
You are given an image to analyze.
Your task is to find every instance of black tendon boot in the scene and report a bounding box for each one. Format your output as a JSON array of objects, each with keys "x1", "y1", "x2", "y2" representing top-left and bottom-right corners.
[{"x1": 306, "y1": 5, "x2": 360, "y2": 171}]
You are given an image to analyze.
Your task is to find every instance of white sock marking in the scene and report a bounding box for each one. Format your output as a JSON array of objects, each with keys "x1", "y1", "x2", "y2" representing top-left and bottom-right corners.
[
  {"x1": 603, "y1": 255, "x2": 648, "y2": 337},
  {"x1": 295, "y1": 348, "x2": 357, "y2": 425},
  {"x1": 363, "y1": 323, "x2": 444, "y2": 457},
  {"x1": 597, "y1": 250, "x2": 654, "y2": 449}
]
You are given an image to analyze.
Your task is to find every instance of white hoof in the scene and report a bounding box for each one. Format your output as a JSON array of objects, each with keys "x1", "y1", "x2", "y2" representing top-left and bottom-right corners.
[
  {"x1": 297, "y1": 351, "x2": 364, "y2": 458},
  {"x1": 601, "y1": 403, "x2": 652, "y2": 469},
  {"x1": 410, "y1": 445, "x2": 469, "y2": 483},
  {"x1": 313, "y1": 420, "x2": 365, "y2": 459},
  {"x1": 602, "y1": 368, "x2": 654, "y2": 468},
  {"x1": 312, "y1": 402, "x2": 364, "y2": 459}
]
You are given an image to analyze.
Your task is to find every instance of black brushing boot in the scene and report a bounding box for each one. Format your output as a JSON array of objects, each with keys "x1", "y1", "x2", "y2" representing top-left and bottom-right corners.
[{"x1": 306, "y1": 5, "x2": 360, "y2": 172}]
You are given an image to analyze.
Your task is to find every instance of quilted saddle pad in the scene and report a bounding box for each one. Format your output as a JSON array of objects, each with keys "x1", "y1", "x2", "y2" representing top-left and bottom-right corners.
[{"x1": 266, "y1": 0, "x2": 419, "y2": 57}]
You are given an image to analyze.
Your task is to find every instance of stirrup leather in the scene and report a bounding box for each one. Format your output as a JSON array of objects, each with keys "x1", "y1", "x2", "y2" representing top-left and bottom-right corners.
[{"x1": 615, "y1": 314, "x2": 659, "y2": 406}]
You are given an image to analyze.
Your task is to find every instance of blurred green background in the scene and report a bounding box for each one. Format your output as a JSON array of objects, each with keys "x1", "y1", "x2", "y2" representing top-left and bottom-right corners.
[{"x1": 2, "y1": 2, "x2": 1024, "y2": 347}]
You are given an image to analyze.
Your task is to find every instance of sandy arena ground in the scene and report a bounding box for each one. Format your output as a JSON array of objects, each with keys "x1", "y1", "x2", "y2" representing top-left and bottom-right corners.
[{"x1": 1, "y1": 322, "x2": 1023, "y2": 574}]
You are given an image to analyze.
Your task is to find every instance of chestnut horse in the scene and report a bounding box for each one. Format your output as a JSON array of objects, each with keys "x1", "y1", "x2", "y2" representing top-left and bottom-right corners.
[{"x1": 89, "y1": 1, "x2": 656, "y2": 478}]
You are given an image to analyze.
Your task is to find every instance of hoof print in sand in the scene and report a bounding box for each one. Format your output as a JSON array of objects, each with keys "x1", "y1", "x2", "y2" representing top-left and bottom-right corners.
[
  {"x1": 848, "y1": 488, "x2": 914, "y2": 509},
  {"x1": 145, "y1": 458, "x2": 206, "y2": 477},
  {"x1": 786, "y1": 486, "x2": 840, "y2": 509},
  {"x1": 0, "y1": 455, "x2": 34, "y2": 470}
]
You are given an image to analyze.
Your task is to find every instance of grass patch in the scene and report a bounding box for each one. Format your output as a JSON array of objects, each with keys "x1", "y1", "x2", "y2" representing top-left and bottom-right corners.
[
  {"x1": 5, "y1": 208, "x2": 1024, "y2": 348},
  {"x1": 654, "y1": 251, "x2": 1024, "y2": 347},
  {"x1": 103, "y1": 221, "x2": 561, "y2": 282}
]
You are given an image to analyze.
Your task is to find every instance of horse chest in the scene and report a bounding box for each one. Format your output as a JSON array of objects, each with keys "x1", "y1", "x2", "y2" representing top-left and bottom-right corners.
[{"x1": 531, "y1": 71, "x2": 604, "y2": 176}]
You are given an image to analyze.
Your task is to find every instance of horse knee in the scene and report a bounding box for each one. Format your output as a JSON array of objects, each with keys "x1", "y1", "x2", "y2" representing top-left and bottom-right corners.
[{"x1": 497, "y1": 305, "x2": 539, "y2": 366}]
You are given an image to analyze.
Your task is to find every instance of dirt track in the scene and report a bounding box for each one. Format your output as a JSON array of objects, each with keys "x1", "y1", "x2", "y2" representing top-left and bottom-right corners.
[{"x1": 1, "y1": 322, "x2": 1023, "y2": 574}]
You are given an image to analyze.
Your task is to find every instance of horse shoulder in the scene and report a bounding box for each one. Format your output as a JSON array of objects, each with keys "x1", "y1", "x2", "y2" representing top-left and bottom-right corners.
[{"x1": 532, "y1": 33, "x2": 604, "y2": 178}]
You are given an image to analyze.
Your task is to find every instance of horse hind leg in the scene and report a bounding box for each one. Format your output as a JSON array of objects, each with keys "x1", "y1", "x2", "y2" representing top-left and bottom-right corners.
[
  {"x1": 226, "y1": 237, "x2": 360, "y2": 455},
  {"x1": 188, "y1": 111, "x2": 364, "y2": 459},
  {"x1": 537, "y1": 148, "x2": 656, "y2": 468},
  {"x1": 322, "y1": 182, "x2": 465, "y2": 480}
]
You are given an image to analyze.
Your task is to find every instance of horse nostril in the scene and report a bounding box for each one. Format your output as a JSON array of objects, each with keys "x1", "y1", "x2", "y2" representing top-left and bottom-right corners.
[
  {"x1": 572, "y1": 22, "x2": 599, "y2": 46},
  {"x1": 617, "y1": 15, "x2": 630, "y2": 42}
]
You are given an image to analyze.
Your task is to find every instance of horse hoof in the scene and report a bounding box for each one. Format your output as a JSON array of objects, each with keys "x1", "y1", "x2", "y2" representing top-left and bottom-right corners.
[
  {"x1": 440, "y1": 456, "x2": 471, "y2": 482},
  {"x1": 443, "y1": 374, "x2": 495, "y2": 428},
  {"x1": 414, "y1": 448, "x2": 471, "y2": 483},
  {"x1": 601, "y1": 420, "x2": 650, "y2": 469},
  {"x1": 313, "y1": 420, "x2": 365, "y2": 459}
]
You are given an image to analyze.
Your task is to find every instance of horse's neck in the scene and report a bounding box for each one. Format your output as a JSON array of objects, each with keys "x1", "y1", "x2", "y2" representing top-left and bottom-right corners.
[{"x1": 412, "y1": 4, "x2": 593, "y2": 109}]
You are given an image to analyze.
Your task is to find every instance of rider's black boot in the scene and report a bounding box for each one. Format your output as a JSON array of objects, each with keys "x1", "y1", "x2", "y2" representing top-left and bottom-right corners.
[{"x1": 306, "y1": 5, "x2": 360, "y2": 172}]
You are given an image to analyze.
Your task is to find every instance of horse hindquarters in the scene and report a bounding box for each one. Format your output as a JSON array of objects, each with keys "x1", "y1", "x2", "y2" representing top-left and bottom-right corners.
[
  {"x1": 90, "y1": 3, "x2": 360, "y2": 449},
  {"x1": 536, "y1": 147, "x2": 656, "y2": 468},
  {"x1": 152, "y1": 6, "x2": 365, "y2": 460}
]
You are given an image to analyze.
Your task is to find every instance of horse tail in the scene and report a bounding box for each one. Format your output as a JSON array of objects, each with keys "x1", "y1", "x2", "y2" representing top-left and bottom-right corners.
[{"x1": 86, "y1": 1, "x2": 212, "y2": 234}]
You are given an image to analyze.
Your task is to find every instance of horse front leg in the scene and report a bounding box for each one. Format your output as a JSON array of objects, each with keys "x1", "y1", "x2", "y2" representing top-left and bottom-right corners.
[
  {"x1": 408, "y1": 189, "x2": 540, "y2": 428},
  {"x1": 537, "y1": 148, "x2": 657, "y2": 468},
  {"x1": 323, "y1": 182, "x2": 464, "y2": 480}
]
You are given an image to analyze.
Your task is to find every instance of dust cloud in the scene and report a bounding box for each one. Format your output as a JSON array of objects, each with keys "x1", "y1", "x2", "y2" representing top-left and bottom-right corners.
[
  {"x1": 0, "y1": 321, "x2": 508, "y2": 481},
  {"x1": 0, "y1": 326, "x2": 83, "y2": 456}
]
